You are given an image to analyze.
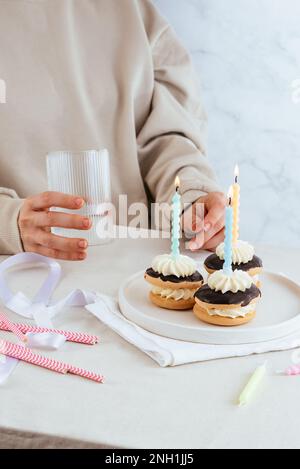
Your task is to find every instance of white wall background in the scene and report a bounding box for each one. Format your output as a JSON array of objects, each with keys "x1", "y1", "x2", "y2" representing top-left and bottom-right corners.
[{"x1": 154, "y1": 0, "x2": 300, "y2": 247}]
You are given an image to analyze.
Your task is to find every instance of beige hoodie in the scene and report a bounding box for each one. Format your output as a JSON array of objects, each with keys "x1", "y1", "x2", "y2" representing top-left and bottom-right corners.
[{"x1": 0, "y1": 0, "x2": 219, "y2": 254}]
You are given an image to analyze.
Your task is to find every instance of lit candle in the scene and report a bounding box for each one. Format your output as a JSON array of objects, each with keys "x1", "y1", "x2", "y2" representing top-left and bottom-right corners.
[
  {"x1": 171, "y1": 176, "x2": 181, "y2": 258},
  {"x1": 223, "y1": 187, "x2": 233, "y2": 275},
  {"x1": 232, "y1": 164, "x2": 240, "y2": 245}
]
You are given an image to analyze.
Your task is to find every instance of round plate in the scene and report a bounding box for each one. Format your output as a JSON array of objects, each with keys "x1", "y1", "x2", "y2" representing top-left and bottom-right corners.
[{"x1": 118, "y1": 271, "x2": 300, "y2": 345}]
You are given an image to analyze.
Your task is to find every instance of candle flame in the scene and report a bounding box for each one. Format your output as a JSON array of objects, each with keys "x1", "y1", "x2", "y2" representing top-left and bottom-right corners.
[
  {"x1": 175, "y1": 176, "x2": 180, "y2": 190},
  {"x1": 228, "y1": 186, "x2": 233, "y2": 205},
  {"x1": 234, "y1": 164, "x2": 239, "y2": 183}
]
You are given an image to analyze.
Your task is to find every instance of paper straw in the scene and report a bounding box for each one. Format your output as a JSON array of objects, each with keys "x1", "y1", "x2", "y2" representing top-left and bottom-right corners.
[
  {"x1": 0, "y1": 340, "x2": 67, "y2": 374},
  {"x1": 0, "y1": 320, "x2": 99, "y2": 345},
  {"x1": 0, "y1": 312, "x2": 28, "y2": 343},
  {"x1": 0, "y1": 340, "x2": 104, "y2": 383},
  {"x1": 68, "y1": 365, "x2": 104, "y2": 383},
  {"x1": 238, "y1": 362, "x2": 267, "y2": 406}
]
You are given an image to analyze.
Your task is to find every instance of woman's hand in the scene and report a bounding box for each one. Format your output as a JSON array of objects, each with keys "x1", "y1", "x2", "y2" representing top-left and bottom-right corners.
[
  {"x1": 183, "y1": 192, "x2": 226, "y2": 252},
  {"x1": 18, "y1": 191, "x2": 92, "y2": 261}
]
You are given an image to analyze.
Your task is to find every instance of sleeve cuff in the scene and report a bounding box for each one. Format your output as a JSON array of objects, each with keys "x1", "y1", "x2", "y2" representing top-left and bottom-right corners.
[
  {"x1": 0, "y1": 197, "x2": 24, "y2": 254},
  {"x1": 180, "y1": 189, "x2": 208, "y2": 212}
]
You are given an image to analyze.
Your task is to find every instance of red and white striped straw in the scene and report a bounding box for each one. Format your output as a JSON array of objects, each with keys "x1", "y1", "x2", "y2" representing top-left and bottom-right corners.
[
  {"x1": 0, "y1": 340, "x2": 67, "y2": 374},
  {"x1": 0, "y1": 312, "x2": 28, "y2": 343},
  {"x1": 68, "y1": 365, "x2": 104, "y2": 383},
  {"x1": 0, "y1": 320, "x2": 99, "y2": 345},
  {"x1": 0, "y1": 340, "x2": 104, "y2": 383}
]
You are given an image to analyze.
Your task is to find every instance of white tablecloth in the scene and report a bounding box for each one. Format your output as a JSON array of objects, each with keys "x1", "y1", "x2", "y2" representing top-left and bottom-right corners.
[{"x1": 0, "y1": 238, "x2": 299, "y2": 449}]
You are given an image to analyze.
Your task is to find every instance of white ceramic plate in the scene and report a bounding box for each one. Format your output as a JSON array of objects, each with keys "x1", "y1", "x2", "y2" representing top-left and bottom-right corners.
[{"x1": 119, "y1": 271, "x2": 300, "y2": 345}]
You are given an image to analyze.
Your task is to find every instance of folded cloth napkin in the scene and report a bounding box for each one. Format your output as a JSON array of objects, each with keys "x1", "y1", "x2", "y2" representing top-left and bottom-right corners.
[{"x1": 86, "y1": 295, "x2": 300, "y2": 367}]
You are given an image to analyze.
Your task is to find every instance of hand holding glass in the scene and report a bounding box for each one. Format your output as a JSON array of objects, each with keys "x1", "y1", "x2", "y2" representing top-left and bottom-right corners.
[{"x1": 47, "y1": 149, "x2": 112, "y2": 246}]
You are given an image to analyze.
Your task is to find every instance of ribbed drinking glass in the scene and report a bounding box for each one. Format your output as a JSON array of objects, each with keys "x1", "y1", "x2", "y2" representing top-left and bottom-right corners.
[{"x1": 46, "y1": 149, "x2": 112, "y2": 245}]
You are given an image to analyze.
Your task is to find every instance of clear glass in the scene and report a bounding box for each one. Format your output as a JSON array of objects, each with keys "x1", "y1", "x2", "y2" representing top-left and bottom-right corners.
[{"x1": 46, "y1": 149, "x2": 112, "y2": 245}]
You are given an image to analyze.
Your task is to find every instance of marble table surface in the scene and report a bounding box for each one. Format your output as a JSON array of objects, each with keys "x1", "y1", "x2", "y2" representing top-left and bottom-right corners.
[
  {"x1": 0, "y1": 237, "x2": 300, "y2": 449},
  {"x1": 154, "y1": 0, "x2": 300, "y2": 248}
]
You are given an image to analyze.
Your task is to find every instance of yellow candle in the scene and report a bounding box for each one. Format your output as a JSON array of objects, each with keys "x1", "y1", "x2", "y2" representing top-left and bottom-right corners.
[
  {"x1": 238, "y1": 362, "x2": 267, "y2": 407},
  {"x1": 232, "y1": 165, "x2": 240, "y2": 244}
]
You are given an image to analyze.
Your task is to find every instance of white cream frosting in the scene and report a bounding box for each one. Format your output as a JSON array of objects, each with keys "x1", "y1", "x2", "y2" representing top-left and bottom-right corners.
[
  {"x1": 152, "y1": 286, "x2": 197, "y2": 301},
  {"x1": 207, "y1": 304, "x2": 254, "y2": 319},
  {"x1": 216, "y1": 240, "x2": 254, "y2": 265},
  {"x1": 151, "y1": 254, "x2": 197, "y2": 278},
  {"x1": 208, "y1": 269, "x2": 253, "y2": 293}
]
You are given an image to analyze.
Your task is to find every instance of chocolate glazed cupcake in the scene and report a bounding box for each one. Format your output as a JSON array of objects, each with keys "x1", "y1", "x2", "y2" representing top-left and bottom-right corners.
[
  {"x1": 144, "y1": 254, "x2": 203, "y2": 310},
  {"x1": 194, "y1": 269, "x2": 261, "y2": 326},
  {"x1": 204, "y1": 240, "x2": 263, "y2": 286}
]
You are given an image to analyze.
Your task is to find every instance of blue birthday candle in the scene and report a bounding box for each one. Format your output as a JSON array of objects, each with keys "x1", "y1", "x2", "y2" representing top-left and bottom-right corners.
[
  {"x1": 171, "y1": 181, "x2": 181, "y2": 257},
  {"x1": 223, "y1": 189, "x2": 233, "y2": 275}
]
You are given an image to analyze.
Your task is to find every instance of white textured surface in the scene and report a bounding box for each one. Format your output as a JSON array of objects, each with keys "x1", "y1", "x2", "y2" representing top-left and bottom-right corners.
[
  {"x1": 0, "y1": 238, "x2": 300, "y2": 449},
  {"x1": 154, "y1": 0, "x2": 300, "y2": 247}
]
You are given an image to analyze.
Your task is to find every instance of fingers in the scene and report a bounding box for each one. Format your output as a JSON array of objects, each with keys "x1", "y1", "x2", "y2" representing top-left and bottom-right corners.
[
  {"x1": 28, "y1": 244, "x2": 87, "y2": 261},
  {"x1": 188, "y1": 217, "x2": 225, "y2": 251},
  {"x1": 188, "y1": 230, "x2": 205, "y2": 251},
  {"x1": 28, "y1": 192, "x2": 85, "y2": 211},
  {"x1": 202, "y1": 228, "x2": 225, "y2": 251},
  {"x1": 184, "y1": 193, "x2": 226, "y2": 249},
  {"x1": 37, "y1": 231, "x2": 88, "y2": 253},
  {"x1": 33, "y1": 211, "x2": 92, "y2": 230},
  {"x1": 182, "y1": 201, "x2": 205, "y2": 238},
  {"x1": 203, "y1": 193, "x2": 226, "y2": 232},
  {"x1": 23, "y1": 231, "x2": 88, "y2": 260},
  {"x1": 204, "y1": 215, "x2": 225, "y2": 242},
  {"x1": 19, "y1": 193, "x2": 90, "y2": 261},
  {"x1": 22, "y1": 229, "x2": 88, "y2": 259}
]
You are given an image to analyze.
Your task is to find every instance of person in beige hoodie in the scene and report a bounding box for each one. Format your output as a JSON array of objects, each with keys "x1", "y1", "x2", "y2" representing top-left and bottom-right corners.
[{"x1": 0, "y1": 0, "x2": 225, "y2": 261}]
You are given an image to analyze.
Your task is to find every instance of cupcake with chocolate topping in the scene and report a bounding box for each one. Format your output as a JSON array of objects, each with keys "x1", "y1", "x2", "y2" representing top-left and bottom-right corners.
[
  {"x1": 204, "y1": 240, "x2": 263, "y2": 285},
  {"x1": 145, "y1": 254, "x2": 203, "y2": 310},
  {"x1": 194, "y1": 269, "x2": 261, "y2": 326}
]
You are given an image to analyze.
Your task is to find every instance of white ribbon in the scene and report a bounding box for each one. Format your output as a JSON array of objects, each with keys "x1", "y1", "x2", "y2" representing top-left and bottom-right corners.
[{"x1": 0, "y1": 253, "x2": 98, "y2": 383}]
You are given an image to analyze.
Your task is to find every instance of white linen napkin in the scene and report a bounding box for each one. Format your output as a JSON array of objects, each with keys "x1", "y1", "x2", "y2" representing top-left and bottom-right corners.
[{"x1": 86, "y1": 294, "x2": 300, "y2": 367}]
